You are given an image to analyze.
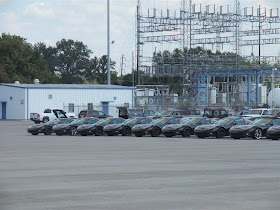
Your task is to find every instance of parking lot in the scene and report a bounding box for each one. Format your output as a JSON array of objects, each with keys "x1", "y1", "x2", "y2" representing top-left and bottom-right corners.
[{"x1": 1, "y1": 120, "x2": 280, "y2": 209}]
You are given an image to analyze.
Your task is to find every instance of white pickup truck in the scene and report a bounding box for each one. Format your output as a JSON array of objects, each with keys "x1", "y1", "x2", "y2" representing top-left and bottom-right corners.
[{"x1": 30, "y1": 109, "x2": 76, "y2": 124}]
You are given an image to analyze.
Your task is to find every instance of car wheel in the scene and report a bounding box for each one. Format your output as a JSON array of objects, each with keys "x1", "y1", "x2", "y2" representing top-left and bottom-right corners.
[
  {"x1": 216, "y1": 128, "x2": 226, "y2": 138},
  {"x1": 95, "y1": 127, "x2": 103, "y2": 136},
  {"x1": 122, "y1": 127, "x2": 132, "y2": 136},
  {"x1": 151, "y1": 127, "x2": 161, "y2": 137},
  {"x1": 182, "y1": 127, "x2": 191, "y2": 137},
  {"x1": 43, "y1": 118, "x2": 49, "y2": 123},
  {"x1": 69, "y1": 127, "x2": 77, "y2": 136},
  {"x1": 44, "y1": 126, "x2": 52, "y2": 135},
  {"x1": 252, "y1": 128, "x2": 262, "y2": 139}
]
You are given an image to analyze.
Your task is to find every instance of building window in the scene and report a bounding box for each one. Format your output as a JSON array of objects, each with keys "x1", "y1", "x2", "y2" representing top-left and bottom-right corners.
[
  {"x1": 69, "y1": 103, "x2": 74, "y2": 112},
  {"x1": 48, "y1": 95, "x2": 52, "y2": 99},
  {"x1": 88, "y1": 103, "x2": 93, "y2": 110}
]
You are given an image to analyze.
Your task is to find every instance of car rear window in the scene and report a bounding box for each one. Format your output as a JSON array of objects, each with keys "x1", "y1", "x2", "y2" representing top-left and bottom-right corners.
[{"x1": 88, "y1": 110, "x2": 98, "y2": 116}]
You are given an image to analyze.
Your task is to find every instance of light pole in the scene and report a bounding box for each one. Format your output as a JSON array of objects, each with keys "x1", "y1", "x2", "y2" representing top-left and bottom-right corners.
[{"x1": 107, "y1": 0, "x2": 111, "y2": 85}]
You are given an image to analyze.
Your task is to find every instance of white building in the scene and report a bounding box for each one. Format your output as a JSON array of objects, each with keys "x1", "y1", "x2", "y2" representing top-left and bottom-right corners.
[{"x1": 0, "y1": 83, "x2": 135, "y2": 119}]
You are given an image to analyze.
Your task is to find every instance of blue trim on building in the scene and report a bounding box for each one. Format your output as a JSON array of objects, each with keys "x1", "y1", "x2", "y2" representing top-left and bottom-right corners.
[
  {"x1": 1, "y1": 101, "x2": 7, "y2": 119},
  {"x1": 101, "y1": 101, "x2": 115, "y2": 103}
]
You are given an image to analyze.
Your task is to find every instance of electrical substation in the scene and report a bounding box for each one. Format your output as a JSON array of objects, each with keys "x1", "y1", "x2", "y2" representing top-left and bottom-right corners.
[{"x1": 135, "y1": 0, "x2": 280, "y2": 110}]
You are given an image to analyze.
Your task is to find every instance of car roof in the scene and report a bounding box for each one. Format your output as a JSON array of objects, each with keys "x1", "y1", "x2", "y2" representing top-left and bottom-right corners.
[{"x1": 249, "y1": 108, "x2": 270, "y2": 110}]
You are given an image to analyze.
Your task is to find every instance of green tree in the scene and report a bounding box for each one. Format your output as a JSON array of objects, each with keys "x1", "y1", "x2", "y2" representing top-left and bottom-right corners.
[
  {"x1": 34, "y1": 42, "x2": 58, "y2": 74},
  {"x1": 55, "y1": 39, "x2": 92, "y2": 84},
  {"x1": 0, "y1": 33, "x2": 57, "y2": 83},
  {"x1": 84, "y1": 55, "x2": 117, "y2": 84}
]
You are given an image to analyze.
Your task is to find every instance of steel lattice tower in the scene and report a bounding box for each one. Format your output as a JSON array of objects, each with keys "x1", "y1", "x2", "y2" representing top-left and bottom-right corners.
[{"x1": 135, "y1": 0, "x2": 280, "y2": 108}]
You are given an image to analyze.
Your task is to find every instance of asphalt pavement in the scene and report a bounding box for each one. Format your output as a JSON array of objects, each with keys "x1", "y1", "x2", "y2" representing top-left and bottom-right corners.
[{"x1": 1, "y1": 120, "x2": 280, "y2": 209}]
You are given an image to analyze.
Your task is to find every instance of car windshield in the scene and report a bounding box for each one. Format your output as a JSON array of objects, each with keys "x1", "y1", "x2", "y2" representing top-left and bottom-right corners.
[
  {"x1": 183, "y1": 118, "x2": 202, "y2": 124},
  {"x1": 58, "y1": 119, "x2": 74, "y2": 124},
  {"x1": 151, "y1": 118, "x2": 172, "y2": 125},
  {"x1": 249, "y1": 110, "x2": 263, "y2": 115},
  {"x1": 70, "y1": 118, "x2": 86, "y2": 124},
  {"x1": 250, "y1": 118, "x2": 272, "y2": 125},
  {"x1": 96, "y1": 118, "x2": 112, "y2": 125},
  {"x1": 215, "y1": 118, "x2": 236, "y2": 125},
  {"x1": 123, "y1": 118, "x2": 139, "y2": 125},
  {"x1": 45, "y1": 119, "x2": 60, "y2": 125},
  {"x1": 87, "y1": 110, "x2": 98, "y2": 115},
  {"x1": 267, "y1": 110, "x2": 280, "y2": 115},
  {"x1": 85, "y1": 118, "x2": 98, "y2": 124},
  {"x1": 180, "y1": 118, "x2": 192, "y2": 124}
]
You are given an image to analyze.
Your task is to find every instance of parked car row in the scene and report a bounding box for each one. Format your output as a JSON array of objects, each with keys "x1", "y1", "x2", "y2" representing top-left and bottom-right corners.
[{"x1": 27, "y1": 115, "x2": 280, "y2": 140}]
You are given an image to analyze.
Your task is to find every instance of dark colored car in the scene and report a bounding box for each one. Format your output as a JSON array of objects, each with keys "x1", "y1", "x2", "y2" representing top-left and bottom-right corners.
[
  {"x1": 132, "y1": 117, "x2": 181, "y2": 137},
  {"x1": 194, "y1": 117, "x2": 246, "y2": 138},
  {"x1": 27, "y1": 118, "x2": 74, "y2": 135},
  {"x1": 53, "y1": 118, "x2": 99, "y2": 136},
  {"x1": 78, "y1": 110, "x2": 111, "y2": 118},
  {"x1": 77, "y1": 117, "x2": 125, "y2": 136},
  {"x1": 266, "y1": 125, "x2": 280, "y2": 140},
  {"x1": 104, "y1": 117, "x2": 153, "y2": 136},
  {"x1": 230, "y1": 117, "x2": 280, "y2": 139},
  {"x1": 203, "y1": 107, "x2": 228, "y2": 119},
  {"x1": 153, "y1": 110, "x2": 188, "y2": 119},
  {"x1": 162, "y1": 117, "x2": 212, "y2": 137}
]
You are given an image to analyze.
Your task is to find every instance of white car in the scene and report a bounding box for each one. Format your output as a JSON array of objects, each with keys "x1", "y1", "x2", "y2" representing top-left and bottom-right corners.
[
  {"x1": 30, "y1": 108, "x2": 76, "y2": 124},
  {"x1": 243, "y1": 108, "x2": 270, "y2": 118}
]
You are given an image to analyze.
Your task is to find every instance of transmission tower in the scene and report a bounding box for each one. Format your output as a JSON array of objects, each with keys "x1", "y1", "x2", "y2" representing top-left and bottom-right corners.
[{"x1": 135, "y1": 0, "x2": 280, "y2": 107}]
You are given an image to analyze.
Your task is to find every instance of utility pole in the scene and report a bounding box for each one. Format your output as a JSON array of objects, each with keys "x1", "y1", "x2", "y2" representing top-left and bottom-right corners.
[
  {"x1": 107, "y1": 0, "x2": 111, "y2": 85},
  {"x1": 120, "y1": 54, "x2": 125, "y2": 77},
  {"x1": 258, "y1": 5, "x2": 261, "y2": 65},
  {"x1": 136, "y1": 0, "x2": 141, "y2": 86},
  {"x1": 132, "y1": 51, "x2": 135, "y2": 87}
]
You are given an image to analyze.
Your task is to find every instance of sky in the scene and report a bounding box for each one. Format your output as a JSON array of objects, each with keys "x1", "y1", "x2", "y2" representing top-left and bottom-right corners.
[{"x1": 0, "y1": 0, "x2": 279, "y2": 75}]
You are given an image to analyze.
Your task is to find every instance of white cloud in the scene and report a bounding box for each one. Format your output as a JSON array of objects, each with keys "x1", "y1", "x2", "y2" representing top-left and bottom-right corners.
[
  {"x1": 0, "y1": 0, "x2": 7, "y2": 4},
  {"x1": 0, "y1": 0, "x2": 279, "y2": 74},
  {"x1": 24, "y1": 2, "x2": 55, "y2": 19}
]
